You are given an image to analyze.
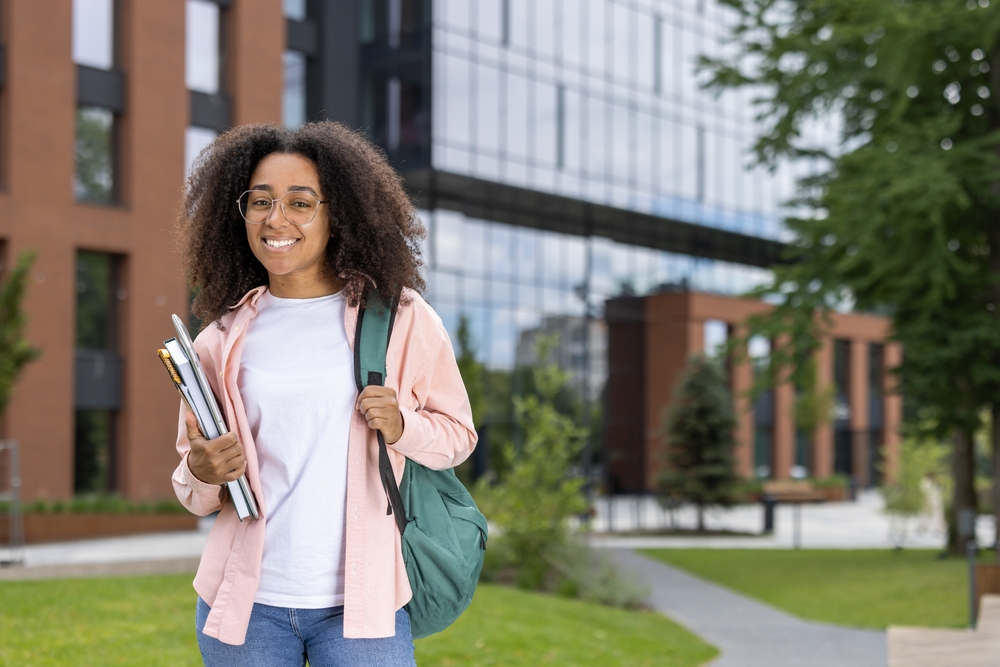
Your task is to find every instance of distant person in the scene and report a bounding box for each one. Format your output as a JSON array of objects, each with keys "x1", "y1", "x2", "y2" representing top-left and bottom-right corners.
[{"x1": 170, "y1": 121, "x2": 477, "y2": 666}]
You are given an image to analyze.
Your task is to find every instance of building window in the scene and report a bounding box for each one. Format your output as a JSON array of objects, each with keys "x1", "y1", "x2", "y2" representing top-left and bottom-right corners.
[
  {"x1": 749, "y1": 335, "x2": 773, "y2": 478},
  {"x1": 283, "y1": 50, "x2": 307, "y2": 128},
  {"x1": 868, "y1": 343, "x2": 885, "y2": 485},
  {"x1": 73, "y1": 0, "x2": 118, "y2": 204},
  {"x1": 833, "y1": 339, "x2": 852, "y2": 475},
  {"x1": 72, "y1": 0, "x2": 114, "y2": 70},
  {"x1": 74, "y1": 106, "x2": 115, "y2": 204},
  {"x1": 284, "y1": 0, "x2": 306, "y2": 20},
  {"x1": 186, "y1": 0, "x2": 222, "y2": 95},
  {"x1": 185, "y1": 126, "x2": 217, "y2": 178},
  {"x1": 75, "y1": 251, "x2": 122, "y2": 494}
]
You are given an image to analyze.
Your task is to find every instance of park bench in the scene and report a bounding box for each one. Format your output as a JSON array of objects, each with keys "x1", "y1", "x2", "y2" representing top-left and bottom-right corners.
[
  {"x1": 760, "y1": 481, "x2": 827, "y2": 546},
  {"x1": 887, "y1": 594, "x2": 1000, "y2": 666}
]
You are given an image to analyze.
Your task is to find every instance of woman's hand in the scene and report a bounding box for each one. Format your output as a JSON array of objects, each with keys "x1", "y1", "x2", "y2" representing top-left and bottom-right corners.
[
  {"x1": 356, "y1": 386, "x2": 404, "y2": 444},
  {"x1": 184, "y1": 411, "x2": 247, "y2": 485}
]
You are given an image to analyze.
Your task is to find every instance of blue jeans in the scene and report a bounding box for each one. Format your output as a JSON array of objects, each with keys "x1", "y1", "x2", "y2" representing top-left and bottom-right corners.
[{"x1": 196, "y1": 598, "x2": 417, "y2": 667}]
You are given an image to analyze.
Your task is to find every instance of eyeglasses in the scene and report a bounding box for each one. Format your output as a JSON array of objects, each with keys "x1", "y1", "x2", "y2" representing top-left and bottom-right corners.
[{"x1": 236, "y1": 190, "x2": 329, "y2": 226}]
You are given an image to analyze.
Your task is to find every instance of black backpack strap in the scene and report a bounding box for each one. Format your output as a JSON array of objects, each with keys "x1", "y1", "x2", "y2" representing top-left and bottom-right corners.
[{"x1": 354, "y1": 287, "x2": 407, "y2": 535}]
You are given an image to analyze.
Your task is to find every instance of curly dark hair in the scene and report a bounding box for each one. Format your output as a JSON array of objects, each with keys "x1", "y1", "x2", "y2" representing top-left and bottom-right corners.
[{"x1": 177, "y1": 121, "x2": 425, "y2": 327}]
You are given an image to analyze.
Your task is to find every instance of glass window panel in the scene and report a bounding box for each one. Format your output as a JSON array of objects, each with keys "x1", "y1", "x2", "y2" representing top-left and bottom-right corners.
[
  {"x1": 75, "y1": 106, "x2": 114, "y2": 204},
  {"x1": 444, "y1": 54, "x2": 470, "y2": 147},
  {"x1": 186, "y1": 0, "x2": 221, "y2": 94},
  {"x1": 513, "y1": 226, "x2": 537, "y2": 284},
  {"x1": 73, "y1": 0, "x2": 114, "y2": 69},
  {"x1": 491, "y1": 280, "x2": 514, "y2": 308},
  {"x1": 283, "y1": 50, "x2": 307, "y2": 128},
  {"x1": 586, "y1": 95, "x2": 605, "y2": 179},
  {"x1": 564, "y1": 89, "x2": 581, "y2": 174},
  {"x1": 704, "y1": 319, "x2": 728, "y2": 359},
  {"x1": 76, "y1": 251, "x2": 118, "y2": 350},
  {"x1": 534, "y1": 0, "x2": 556, "y2": 59},
  {"x1": 534, "y1": 82, "x2": 558, "y2": 168},
  {"x1": 506, "y1": 73, "x2": 530, "y2": 160},
  {"x1": 488, "y1": 223, "x2": 513, "y2": 280},
  {"x1": 444, "y1": 0, "x2": 471, "y2": 31},
  {"x1": 562, "y1": 0, "x2": 581, "y2": 67},
  {"x1": 611, "y1": 102, "x2": 629, "y2": 185},
  {"x1": 541, "y1": 233, "x2": 561, "y2": 286},
  {"x1": 433, "y1": 209, "x2": 464, "y2": 271},
  {"x1": 284, "y1": 0, "x2": 306, "y2": 20},
  {"x1": 636, "y1": 111, "x2": 655, "y2": 191},
  {"x1": 509, "y1": 0, "x2": 529, "y2": 49},
  {"x1": 542, "y1": 286, "x2": 564, "y2": 314},
  {"x1": 636, "y1": 10, "x2": 655, "y2": 90},
  {"x1": 463, "y1": 218, "x2": 487, "y2": 276},
  {"x1": 464, "y1": 275, "x2": 487, "y2": 308},
  {"x1": 429, "y1": 270, "x2": 459, "y2": 305},
  {"x1": 475, "y1": 63, "x2": 500, "y2": 154},
  {"x1": 587, "y1": 0, "x2": 605, "y2": 76},
  {"x1": 565, "y1": 235, "x2": 586, "y2": 288},
  {"x1": 185, "y1": 126, "x2": 217, "y2": 178},
  {"x1": 475, "y1": 0, "x2": 503, "y2": 42},
  {"x1": 612, "y1": 3, "x2": 630, "y2": 83}
]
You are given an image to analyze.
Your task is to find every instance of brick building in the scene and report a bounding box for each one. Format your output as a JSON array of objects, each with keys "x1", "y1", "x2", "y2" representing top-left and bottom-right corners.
[{"x1": 605, "y1": 290, "x2": 901, "y2": 493}]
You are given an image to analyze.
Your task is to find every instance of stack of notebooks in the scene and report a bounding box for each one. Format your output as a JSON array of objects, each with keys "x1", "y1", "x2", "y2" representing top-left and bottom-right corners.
[{"x1": 157, "y1": 314, "x2": 259, "y2": 521}]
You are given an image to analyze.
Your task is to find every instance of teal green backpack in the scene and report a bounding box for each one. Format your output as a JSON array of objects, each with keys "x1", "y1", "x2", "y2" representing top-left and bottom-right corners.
[{"x1": 354, "y1": 288, "x2": 488, "y2": 639}]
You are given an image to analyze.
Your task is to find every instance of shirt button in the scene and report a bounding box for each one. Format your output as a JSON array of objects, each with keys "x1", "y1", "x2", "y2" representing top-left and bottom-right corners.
[
  {"x1": 219, "y1": 371, "x2": 223, "y2": 377},
  {"x1": 234, "y1": 326, "x2": 240, "y2": 332}
]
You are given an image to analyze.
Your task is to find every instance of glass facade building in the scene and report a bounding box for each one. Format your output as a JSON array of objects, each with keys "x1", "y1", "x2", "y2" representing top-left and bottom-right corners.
[
  {"x1": 300, "y1": 0, "x2": 814, "y2": 475},
  {"x1": 402, "y1": 1, "x2": 796, "y2": 384}
]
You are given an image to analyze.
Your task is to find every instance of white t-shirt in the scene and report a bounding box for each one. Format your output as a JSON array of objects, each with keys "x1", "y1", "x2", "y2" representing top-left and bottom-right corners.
[{"x1": 238, "y1": 289, "x2": 355, "y2": 608}]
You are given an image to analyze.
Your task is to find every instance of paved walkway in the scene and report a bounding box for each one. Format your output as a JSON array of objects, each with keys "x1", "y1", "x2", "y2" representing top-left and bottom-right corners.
[{"x1": 609, "y1": 549, "x2": 886, "y2": 667}]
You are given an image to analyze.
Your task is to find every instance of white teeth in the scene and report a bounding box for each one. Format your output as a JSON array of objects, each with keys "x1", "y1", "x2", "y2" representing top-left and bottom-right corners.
[{"x1": 265, "y1": 238, "x2": 297, "y2": 247}]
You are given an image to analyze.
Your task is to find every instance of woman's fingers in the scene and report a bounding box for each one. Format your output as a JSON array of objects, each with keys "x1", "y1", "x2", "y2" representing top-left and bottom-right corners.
[{"x1": 356, "y1": 386, "x2": 404, "y2": 443}]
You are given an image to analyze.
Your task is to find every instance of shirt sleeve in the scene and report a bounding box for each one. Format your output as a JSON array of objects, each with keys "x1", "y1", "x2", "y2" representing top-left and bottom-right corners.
[{"x1": 387, "y1": 304, "x2": 478, "y2": 471}]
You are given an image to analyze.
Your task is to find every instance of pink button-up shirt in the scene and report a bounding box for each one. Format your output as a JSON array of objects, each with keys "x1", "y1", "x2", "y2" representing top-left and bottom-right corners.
[{"x1": 171, "y1": 286, "x2": 477, "y2": 645}]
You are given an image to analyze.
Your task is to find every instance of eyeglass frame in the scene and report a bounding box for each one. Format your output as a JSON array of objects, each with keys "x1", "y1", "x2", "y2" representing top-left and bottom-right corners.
[{"x1": 236, "y1": 189, "x2": 330, "y2": 226}]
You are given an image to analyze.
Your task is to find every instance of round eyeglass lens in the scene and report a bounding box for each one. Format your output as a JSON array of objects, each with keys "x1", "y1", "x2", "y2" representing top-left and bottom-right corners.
[{"x1": 238, "y1": 190, "x2": 321, "y2": 225}]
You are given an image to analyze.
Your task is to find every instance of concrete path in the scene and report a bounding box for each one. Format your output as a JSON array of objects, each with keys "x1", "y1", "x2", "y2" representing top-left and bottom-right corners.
[{"x1": 609, "y1": 549, "x2": 887, "y2": 667}]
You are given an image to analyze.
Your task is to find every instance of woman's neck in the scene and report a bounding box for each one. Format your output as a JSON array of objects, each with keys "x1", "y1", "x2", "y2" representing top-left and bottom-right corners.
[{"x1": 267, "y1": 270, "x2": 347, "y2": 299}]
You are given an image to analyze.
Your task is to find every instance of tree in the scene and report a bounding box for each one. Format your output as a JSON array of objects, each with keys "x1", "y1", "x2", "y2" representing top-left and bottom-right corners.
[
  {"x1": 659, "y1": 355, "x2": 741, "y2": 532},
  {"x1": 0, "y1": 251, "x2": 41, "y2": 417},
  {"x1": 455, "y1": 314, "x2": 485, "y2": 428},
  {"x1": 703, "y1": 0, "x2": 1000, "y2": 552}
]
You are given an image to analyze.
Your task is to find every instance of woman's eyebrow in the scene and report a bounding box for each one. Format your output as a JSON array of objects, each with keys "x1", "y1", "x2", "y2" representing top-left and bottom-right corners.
[{"x1": 288, "y1": 185, "x2": 319, "y2": 195}]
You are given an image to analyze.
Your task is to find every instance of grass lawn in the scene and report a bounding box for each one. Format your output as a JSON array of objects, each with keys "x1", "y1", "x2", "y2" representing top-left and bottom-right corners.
[
  {"x1": 642, "y1": 548, "x2": 984, "y2": 630},
  {"x1": 0, "y1": 576, "x2": 716, "y2": 667}
]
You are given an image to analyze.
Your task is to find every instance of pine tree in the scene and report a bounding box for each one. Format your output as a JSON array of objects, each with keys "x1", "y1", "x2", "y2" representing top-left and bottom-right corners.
[
  {"x1": 659, "y1": 355, "x2": 740, "y2": 532},
  {"x1": 0, "y1": 251, "x2": 41, "y2": 417}
]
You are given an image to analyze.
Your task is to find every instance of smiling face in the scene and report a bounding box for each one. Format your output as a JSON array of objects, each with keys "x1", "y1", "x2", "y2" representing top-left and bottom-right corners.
[{"x1": 244, "y1": 152, "x2": 344, "y2": 298}]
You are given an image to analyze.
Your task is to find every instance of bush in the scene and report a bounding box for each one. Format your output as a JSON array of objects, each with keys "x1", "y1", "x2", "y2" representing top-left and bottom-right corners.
[
  {"x1": 476, "y1": 341, "x2": 589, "y2": 590},
  {"x1": 1, "y1": 495, "x2": 188, "y2": 515}
]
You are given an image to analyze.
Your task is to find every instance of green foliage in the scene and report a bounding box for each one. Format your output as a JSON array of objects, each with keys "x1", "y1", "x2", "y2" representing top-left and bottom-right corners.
[
  {"x1": 793, "y1": 357, "x2": 835, "y2": 433},
  {"x1": 0, "y1": 495, "x2": 188, "y2": 515},
  {"x1": 644, "y1": 549, "x2": 994, "y2": 630},
  {"x1": 455, "y1": 315, "x2": 485, "y2": 428},
  {"x1": 704, "y1": 0, "x2": 1000, "y2": 544},
  {"x1": 476, "y1": 336, "x2": 589, "y2": 590},
  {"x1": 658, "y1": 355, "x2": 741, "y2": 531},
  {"x1": 0, "y1": 251, "x2": 41, "y2": 417},
  {"x1": 883, "y1": 436, "x2": 951, "y2": 517}
]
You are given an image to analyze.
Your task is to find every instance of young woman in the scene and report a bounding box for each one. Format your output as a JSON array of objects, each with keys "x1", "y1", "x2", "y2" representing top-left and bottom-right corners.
[{"x1": 171, "y1": 122, "x2": 476, "y2": 667}]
